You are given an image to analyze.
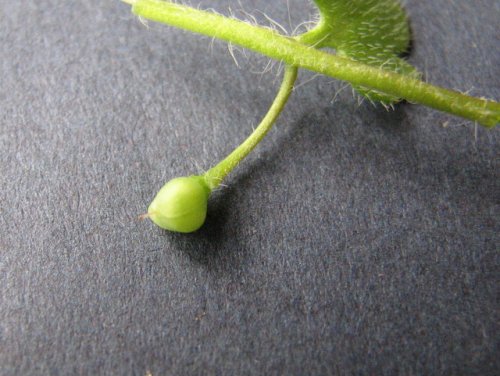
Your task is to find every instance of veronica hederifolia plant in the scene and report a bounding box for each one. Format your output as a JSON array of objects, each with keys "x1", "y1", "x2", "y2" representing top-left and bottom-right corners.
[{"x1": 120, "y1": 0, "x2": 500, "y2": 233}]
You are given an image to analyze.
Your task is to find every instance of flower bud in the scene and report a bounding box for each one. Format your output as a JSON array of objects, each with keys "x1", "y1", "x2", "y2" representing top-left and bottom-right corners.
[{"x1": 147, "y1": 176, "x2": 211, "y2": 233}]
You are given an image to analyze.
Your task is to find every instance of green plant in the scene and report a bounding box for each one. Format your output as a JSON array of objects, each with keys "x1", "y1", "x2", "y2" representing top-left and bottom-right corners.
[{"x1": 122, "y1": 0, "x2": 500, "y2": 233}]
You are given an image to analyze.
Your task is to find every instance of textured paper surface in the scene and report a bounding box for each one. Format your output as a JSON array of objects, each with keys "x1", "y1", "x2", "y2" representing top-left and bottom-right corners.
[{"x1": 1, "y1": 0, "x2": 499, "y2": 374}]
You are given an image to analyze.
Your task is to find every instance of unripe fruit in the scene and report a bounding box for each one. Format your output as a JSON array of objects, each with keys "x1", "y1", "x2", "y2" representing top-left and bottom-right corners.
[{"x1": 147, "y1": 176, "x2": 211, "y2": 233}]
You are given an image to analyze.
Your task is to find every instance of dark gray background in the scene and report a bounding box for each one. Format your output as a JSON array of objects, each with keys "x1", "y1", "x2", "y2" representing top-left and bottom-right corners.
[{"x1": 1, "y1": 0, "x2": 499, "y2": 374}]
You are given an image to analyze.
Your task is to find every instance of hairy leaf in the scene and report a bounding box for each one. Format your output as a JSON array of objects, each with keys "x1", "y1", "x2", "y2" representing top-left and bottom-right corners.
[{"x1": 305, "y1": 0, "x2": 420, "y2": 104}]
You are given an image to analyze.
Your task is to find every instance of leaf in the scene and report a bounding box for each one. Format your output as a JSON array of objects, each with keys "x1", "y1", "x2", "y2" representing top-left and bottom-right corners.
[{"x1": 306, "y1": 0, "x2": 420, "y2": 104}]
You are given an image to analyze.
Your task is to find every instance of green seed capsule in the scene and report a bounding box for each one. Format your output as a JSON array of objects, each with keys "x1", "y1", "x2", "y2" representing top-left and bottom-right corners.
[{"x1": 147, "y1": 176, "x2": 211, "y2": 233}]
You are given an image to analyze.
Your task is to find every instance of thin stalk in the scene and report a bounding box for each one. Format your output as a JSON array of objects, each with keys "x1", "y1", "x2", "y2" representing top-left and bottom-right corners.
[
  {"x1": 123, "y1": 0, "x2": 499, "y2": 127},
  {"x1": 204, "y1": 66, "x2": 298, "y2": 190}
]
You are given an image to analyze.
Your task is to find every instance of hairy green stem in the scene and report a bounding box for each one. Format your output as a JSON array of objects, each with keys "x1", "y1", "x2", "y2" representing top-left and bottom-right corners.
[
  {"x1": 124, "y1": 0, "x2": 499, "y2": 127},
  {"x1": 204, "y1": 66, "x2": 298, "y2": 189}
]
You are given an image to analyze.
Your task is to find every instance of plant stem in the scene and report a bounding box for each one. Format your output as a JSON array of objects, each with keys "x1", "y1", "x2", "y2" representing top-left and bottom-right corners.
[
  {"x1": 124, "y1": 0, "x2": 499, "y2": 128},
  {"x1": 203, "y1": 66, "x2": 298, "y2": 189}
]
